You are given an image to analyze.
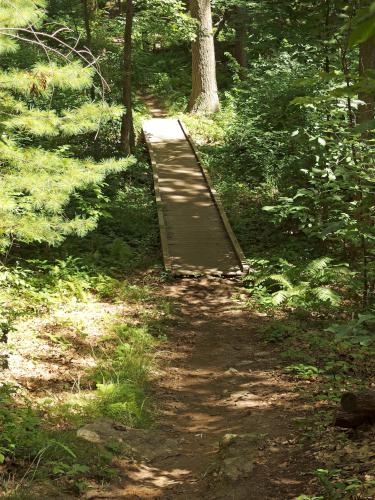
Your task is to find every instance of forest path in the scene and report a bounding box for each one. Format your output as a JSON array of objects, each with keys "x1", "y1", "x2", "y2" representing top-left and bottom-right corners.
[
  {"x1": 88, "y1": 279, "x2": 315, "y2": 499},
  {"x1": 142, "y1": 117, "x2": 246, "y2": 276}
]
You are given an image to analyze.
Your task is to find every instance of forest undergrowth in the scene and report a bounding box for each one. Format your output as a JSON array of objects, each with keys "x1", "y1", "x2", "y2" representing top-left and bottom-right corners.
[{"x1": 0, "y1": 258, "x2": 172, "y2": 497}]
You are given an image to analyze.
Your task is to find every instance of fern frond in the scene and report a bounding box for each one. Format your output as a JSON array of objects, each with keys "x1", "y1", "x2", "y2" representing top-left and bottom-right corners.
[
  {"x1": 305, "y1": 257, "x2": 332, "y2": 276},
  {"x1": 272, "y1": 290, "x2": 289, "y2": 305},
  {"x1": 311, "y1": 287, "x2": 340, "y2": 306},
  {"x1": 269, "y1": 273, "x2": 293, "y2": 289},
  {"x1": 254, "y1": 275, "x2": 270, "y2": 286}
]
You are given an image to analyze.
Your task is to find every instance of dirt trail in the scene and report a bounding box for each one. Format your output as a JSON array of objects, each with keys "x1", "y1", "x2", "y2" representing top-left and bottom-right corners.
[{"x1": 88, "y1": 278, "x2": 315, "y2": 499}]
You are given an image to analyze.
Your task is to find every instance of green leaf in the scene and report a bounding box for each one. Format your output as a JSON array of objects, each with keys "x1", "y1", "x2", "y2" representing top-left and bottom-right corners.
[
  {"x1": 317, "y1": 137, "x2": 326, "y2": 147},
  {"x1": 349, "y1": 14, "x2": 375, "y2": 47}
]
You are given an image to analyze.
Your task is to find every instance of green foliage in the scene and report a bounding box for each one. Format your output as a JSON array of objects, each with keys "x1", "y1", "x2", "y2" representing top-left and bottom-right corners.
[
  {"x1": 245, "y1": 258, "x2": 348, "y2": 310},
  {"x1": 313, "y1": 469, "x2": 375, "y2": 500},
  {"x1": 0, "y1": 0, "x2": 46, "y2": 30},
  {"x1": 62, "y1": 162, "x2": 159, "y2": 271},
  {"x1": 325, "y1": 313, "x2": 375, "y2": 348},
  {"x1": 262, "y1": 313, "x2": 374, "y2": 392},
  {"x1": 135, "y1": 0, "x2": 196, "y2": 46},
  {"x1": 0, "y1": 382, "x2": 113, "y2": 490},
  {"x1": 1, "y1": 0, "x2": 375, "y2": 497},
  {"x1": 349, "y1": 2, "x2": 375, "y2": 47},
  {"x1": 0, "y1": 268, "x2": 168, "y2": 494},
  {"x1": 284, "y1": 364, "x2": 320, "y2": 379},
  {"x1": 0, "y1": 385, "x2": 41, "y2": 463},
  {"x1": 82, "y1": 318, "x2": 163, "y2": 427},
  {"x1": 0, "y1": 1, "x2": 131, "y2": 253}
]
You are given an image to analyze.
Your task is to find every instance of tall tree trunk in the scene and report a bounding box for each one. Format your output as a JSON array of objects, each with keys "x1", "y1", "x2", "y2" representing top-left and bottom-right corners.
[
  {"x1": 233, "y1": 6, "x2": 248, "y2": 79},
  {"x1": 82, "y1": 0, "x2": 92, "y2": 48},
  {"x1": 188, "y1": 0, "x2": 220, "y2": 114},
  {"x1": 120, "y1": 0, "x2": 135, "y2": 155},
  {"x1": 323, "y1": 0, "x2": 331, "y2": 74},
  {"x1": 357, "y1": 35, "x2": 375, "y2": 306},
  {"x1": 358, "y1": 36, "x2": 375, "y2": 127},
  {"x1": 82, "y1": 0, "x2": 95, "y2": 99}
]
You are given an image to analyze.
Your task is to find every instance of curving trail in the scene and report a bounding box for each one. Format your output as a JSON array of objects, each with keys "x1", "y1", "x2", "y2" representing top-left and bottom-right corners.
[{"x1": 85, "y1": 101, "x2": 316, "y2": 499}]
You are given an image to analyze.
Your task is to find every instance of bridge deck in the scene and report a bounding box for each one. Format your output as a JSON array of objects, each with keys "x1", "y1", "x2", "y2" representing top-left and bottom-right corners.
[{"x1": 143, "y1": 118, "x2": 247, "y2": 276}]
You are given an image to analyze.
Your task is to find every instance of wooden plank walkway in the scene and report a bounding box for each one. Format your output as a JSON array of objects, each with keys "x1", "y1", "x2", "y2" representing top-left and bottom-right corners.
[{"x1": 143, "y1": 118, "x2": 248, "y2": 276}]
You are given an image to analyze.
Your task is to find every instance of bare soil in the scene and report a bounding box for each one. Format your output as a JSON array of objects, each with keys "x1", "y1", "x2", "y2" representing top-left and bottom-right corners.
[{"x1": 88, "y1": 278, "x2": 317, "y2": 499}]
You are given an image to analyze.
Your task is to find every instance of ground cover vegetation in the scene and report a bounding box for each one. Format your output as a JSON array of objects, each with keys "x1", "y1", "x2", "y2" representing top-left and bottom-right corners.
[{"x1": 0, "y1": 0, "x2": 375, "y2": 497}]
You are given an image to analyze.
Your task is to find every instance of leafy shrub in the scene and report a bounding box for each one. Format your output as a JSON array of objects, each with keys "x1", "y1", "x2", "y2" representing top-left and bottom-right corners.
[
  {"x1": 325, "y1": 313, "x2": 375, "y2": 348},
  {"x1": 0, "y1": 385, "x2": 42, "y2": 463},
  {"x1": 284, "y1": 364, "x2": 320, "y2": 379}
]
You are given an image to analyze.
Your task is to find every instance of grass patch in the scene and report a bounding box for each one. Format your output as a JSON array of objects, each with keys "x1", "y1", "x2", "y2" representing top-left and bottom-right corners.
[{"x1": 88, "y1": 322, "x2": 159, "y2": 427}]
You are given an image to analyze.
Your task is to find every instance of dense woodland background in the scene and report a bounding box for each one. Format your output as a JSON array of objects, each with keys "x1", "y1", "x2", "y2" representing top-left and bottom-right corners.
[{"x1": 0, "y1": 0, "x2": 375, "y2": 498}]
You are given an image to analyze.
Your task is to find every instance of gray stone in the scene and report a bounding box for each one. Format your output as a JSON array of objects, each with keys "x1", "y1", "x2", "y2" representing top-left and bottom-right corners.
[
  {"x1": 212, "y1": 432, "x2": 267, "y2": 481},
  {"x1": 76, "y1": 429, "x2": 102, "y2": 444}
]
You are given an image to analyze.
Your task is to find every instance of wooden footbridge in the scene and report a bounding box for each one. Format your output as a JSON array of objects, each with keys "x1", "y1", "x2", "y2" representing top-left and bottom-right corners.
[{"x1": 143, "y1": 117, "x2": 248, "y2": 277}]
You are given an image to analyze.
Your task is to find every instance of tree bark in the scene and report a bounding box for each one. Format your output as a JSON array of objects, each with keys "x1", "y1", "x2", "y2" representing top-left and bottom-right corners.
[
  {"x1": 357, "y1": 33, "x2": 375, "y2": 304},
  {"x1": 188, "y1": 0, "x2": 220, "y2": 114},
  {"x1": 233, "y1": 6, "x2": 248, "y2": 79},
  {"x1": 82, "y1": 0, "x2": 95, "y2": 100},
  {"x1": 358, "y1": 35, "x2": 375, "y2": 128},
  {"x1": 0, "y1": 324, "x2": 9, "y2": 370},
  {"x1": 82, "y1": 0, "x2": 92, "y2": 48},
  {"x1": 120, "y1": 0, "x2": 135, "y2": 155}
]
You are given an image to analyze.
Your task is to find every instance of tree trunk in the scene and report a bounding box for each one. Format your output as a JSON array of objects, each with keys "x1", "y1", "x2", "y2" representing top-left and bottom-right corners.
[
  {"x1": 82, "y1": 0, "x2": 92, "y2": 48},
  {"x1": 233, "y1": 6, "x2": 248, "y2": 79},
  {"x1": 188, "y1": 0, "x2": 220, "y2": 114},
  {"x1": 357, "y1": 33, "x2": 375, "y2": 304},
  {"x1": 120, "y1": 0, "x2": 135, "y2": 155},
  {"x1": 358, "y1": 35, "x2": 375, "y2": 128},
  {"x1": 323, "y1": 0, "x2": 331, "y2": 74},
  {"x1": 82, "y1": 0, "x2": 95, "y2": 100},
  {"x1": 0, "y1": 324, "x2": 9, "y2": 370}
]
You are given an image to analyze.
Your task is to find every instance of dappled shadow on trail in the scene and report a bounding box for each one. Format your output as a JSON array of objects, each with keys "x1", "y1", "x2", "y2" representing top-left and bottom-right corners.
[
  {"x1": 143, "y1": 119, "x2": 244, "y2": 276},
  {"x1": 93, "y1": 278, "x2": 316, "y2": 500}
]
